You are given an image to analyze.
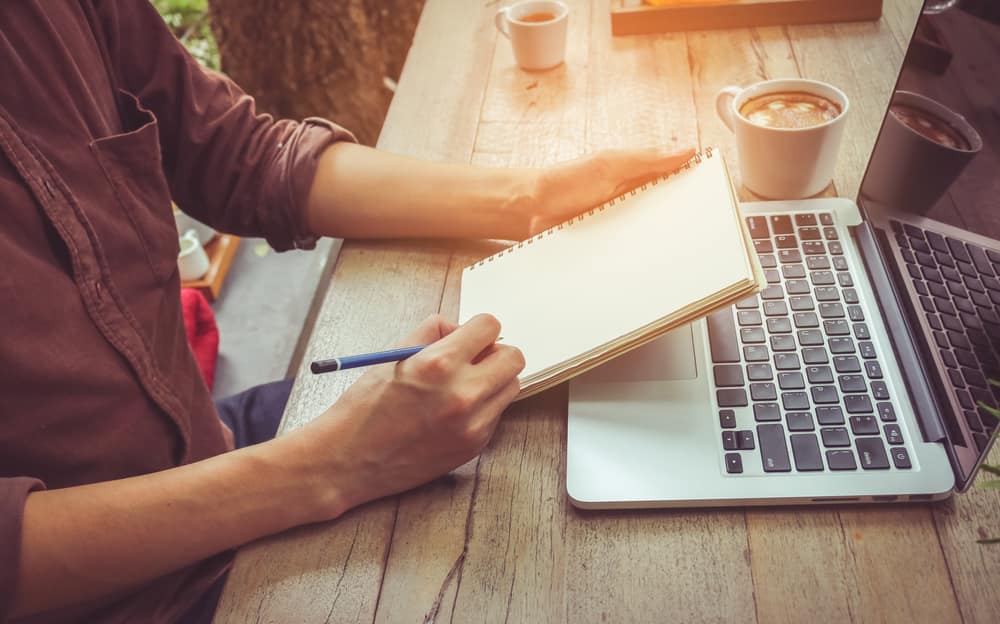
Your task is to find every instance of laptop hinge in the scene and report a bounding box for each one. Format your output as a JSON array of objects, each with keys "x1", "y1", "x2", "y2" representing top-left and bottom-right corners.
[{"x1": 851, "y1": 222, "x2": 951, "y2": 447}]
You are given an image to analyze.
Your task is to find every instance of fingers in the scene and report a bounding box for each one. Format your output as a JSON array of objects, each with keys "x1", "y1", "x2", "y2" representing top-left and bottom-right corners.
[
  {"x1": 604, "y1": 146, "x2": 697, "y2": 195},
  {"x1": 428, "y1": 313, "x2": 503, "y2": 361},
  {"x1": 468, "y1": 343, "x2": 526, "y2": 397},
  {"x1": 395, "y1": 313, "x2": 459, "y2": 347}
]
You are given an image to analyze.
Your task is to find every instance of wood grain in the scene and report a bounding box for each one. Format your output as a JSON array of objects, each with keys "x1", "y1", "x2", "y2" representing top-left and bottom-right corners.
[{"x1": 216, "y1": 1, "x2": 1000, "y2": 622}]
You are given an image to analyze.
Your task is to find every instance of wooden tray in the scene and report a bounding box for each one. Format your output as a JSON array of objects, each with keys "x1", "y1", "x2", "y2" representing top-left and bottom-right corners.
[
  {"x1": 611, "y1": 0, "x2": 883, "y2": 35},
  {"x1": 181, "y1": 234, "x2": 240, "y2": 301}
]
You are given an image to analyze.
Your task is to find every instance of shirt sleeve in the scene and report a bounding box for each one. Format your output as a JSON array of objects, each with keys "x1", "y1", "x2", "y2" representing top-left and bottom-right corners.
[
  {"x1": 0, "y1": 477, "x2": 45, "y2": 619},
  {"x1": 90, "y1": 1, "x2": 357, "y2": 251}
]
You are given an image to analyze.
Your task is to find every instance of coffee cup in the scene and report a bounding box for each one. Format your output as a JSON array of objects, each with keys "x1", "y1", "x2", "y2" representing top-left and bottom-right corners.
[
  {"x1": 716, "y1": 78, "x2": 849, "y2": 199},
  {"x1": 495, "y1": 0, "x2": 569, "y2": 71},
  {"x1": 860, "y1": 90, "x2": 981, "y2": 214},
  {"x1": 178, "y1": 229, "x2": 210, "y2": 281}
]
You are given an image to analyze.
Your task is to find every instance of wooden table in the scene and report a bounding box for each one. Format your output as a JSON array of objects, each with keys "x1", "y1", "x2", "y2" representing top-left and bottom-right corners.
[{"x1": 215, "y1": 1, "x2": 1000, "y2": 621}]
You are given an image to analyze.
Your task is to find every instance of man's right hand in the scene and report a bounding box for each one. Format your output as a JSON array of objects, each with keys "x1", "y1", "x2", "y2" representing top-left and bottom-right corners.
[{"x1": 281, "y1": 313, "x2": 525, "y2": 520}]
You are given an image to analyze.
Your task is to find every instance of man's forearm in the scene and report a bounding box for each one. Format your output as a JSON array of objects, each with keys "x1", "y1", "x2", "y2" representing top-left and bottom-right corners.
[
  {"x1": 13, "y1": 436, "x2": 335, "y2": 617},
  {"x1": 305, "y1": 143, "x2": 539, "y2": 241}
]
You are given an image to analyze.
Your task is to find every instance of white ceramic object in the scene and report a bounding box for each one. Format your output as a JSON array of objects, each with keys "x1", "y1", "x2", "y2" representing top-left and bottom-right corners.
[
  {"x1": 495, "y1": 0, "x2": 569, "y2": 71},
  {"x1": 178, "y1": 229, "x2": 210, "y2": 281},
  {"x1": 173, "y1": 207, "x2": 216, "y2": 246},
  {"x1": 716, "y1": 78, "x2": 850, "y2": 199}
]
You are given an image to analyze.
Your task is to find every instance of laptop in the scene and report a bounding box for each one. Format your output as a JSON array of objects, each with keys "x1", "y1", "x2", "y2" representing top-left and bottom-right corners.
[{"x1": 566, "y1": 1, "x2": 999, "y2": 507}]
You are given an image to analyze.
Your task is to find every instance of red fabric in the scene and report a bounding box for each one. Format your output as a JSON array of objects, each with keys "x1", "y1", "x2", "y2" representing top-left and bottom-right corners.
[{"x1": 180, "y1": 288, "x2": 219, "y2": 389}]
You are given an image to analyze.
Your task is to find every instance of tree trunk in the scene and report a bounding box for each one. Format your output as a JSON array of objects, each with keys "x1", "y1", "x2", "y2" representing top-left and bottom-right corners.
[{"x1": 208, "y1": 0, "x2": 425, "y2": 146}]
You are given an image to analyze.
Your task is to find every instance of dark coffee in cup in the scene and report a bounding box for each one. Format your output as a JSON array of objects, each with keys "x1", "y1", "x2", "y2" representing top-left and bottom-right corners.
[
  {"x1": 889, "y1": 103, "x2": 970, "y2": 150},
  {"x1": 739, "y1": 92, "x2": 842, "y2": 129}
]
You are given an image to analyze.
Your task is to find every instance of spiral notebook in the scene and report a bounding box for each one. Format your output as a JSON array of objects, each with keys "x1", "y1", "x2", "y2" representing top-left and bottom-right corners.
[{"x1": 458, "y1": 148, "x2": 764, "y2": 398}]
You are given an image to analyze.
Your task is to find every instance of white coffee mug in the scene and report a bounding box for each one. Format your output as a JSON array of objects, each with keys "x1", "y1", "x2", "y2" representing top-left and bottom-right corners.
[
  {"x1": 860, "y1": 91, "x2": 981, "y2": 214},
  {"x1": 178, "y1": 229, "x2": 210, "y2": 281},
  {"x1": 495, "y1": 1, "x2": 569, "y2": 71},
  {"x1": 716, "y1": 78, "x2": 850, "y2": 199}
]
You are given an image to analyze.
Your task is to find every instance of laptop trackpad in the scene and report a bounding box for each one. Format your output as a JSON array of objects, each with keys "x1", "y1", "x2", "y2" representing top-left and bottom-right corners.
[{"x1": 582, "y1": 325, "x2": 697, "y2": 382}]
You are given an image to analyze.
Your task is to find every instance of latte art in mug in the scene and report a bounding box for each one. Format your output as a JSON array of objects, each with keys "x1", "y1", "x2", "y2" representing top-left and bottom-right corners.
[{"x1": 739, "y1": 92, "x2": 842, "y2": 129}]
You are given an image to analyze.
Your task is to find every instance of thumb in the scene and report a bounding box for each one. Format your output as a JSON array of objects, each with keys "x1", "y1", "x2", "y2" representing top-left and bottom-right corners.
[{"x1": 394, "y1": 314, "x2": 459, "y2": 348}]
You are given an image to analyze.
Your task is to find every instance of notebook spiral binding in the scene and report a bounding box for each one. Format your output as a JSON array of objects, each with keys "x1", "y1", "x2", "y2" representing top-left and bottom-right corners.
[{"x1": 470, "y1": 147, "x2": 714, "y2": 270}]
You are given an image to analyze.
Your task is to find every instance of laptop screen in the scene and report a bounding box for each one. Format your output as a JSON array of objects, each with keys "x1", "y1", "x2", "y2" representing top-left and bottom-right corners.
[
  {"x1": 858, "y1": 2, "x2": 999, "y2": 232},
  {"x1": 857, "y1": 0, "x2": 1000, "y2": 484}
]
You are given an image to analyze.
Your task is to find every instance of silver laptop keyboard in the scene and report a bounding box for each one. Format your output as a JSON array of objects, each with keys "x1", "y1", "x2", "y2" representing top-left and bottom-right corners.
[{"x1": 709, "y1": 212, "x2": 912, "y2": 475}]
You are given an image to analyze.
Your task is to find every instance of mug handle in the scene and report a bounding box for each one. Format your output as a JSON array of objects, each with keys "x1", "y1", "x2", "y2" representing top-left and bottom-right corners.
[
  {"x1": 495, "y1": 7, "x2": 511, "y2": 39},
  {"x1": 716, "y1": 86, "x2": 742, "y2": 132}
]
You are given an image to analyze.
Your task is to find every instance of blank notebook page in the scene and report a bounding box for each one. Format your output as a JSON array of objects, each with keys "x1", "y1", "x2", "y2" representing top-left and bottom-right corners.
[{"x1": 459, "y1": 152, "x2": 751, "y2": 384}]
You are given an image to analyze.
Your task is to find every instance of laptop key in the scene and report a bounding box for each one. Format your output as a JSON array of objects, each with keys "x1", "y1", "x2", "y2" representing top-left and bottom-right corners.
[
  {"x1": 865, "y1": 361, "x2": 884, "y2": 379},
  {"x1": 834, "y1": 355, "x2": 862, "y2": 373},
  {"x1": 807, "y1": 256, "x2": 831, "y2": 270},
  {"x1": 779, "y1": 372, "x2": 806, "y2": 390},
  {"x1": 838, "y1": 273, "x2": 854, "y2": 288},
  {"x1": 758, "y1": 424, "x2": 792, "y2": 472},
  {"x1": 853, "y1": 323, "x2": 871, "y2": 340},
  {"x1": 740, "y1": 327, "x2": 766, "y2": 343},
  {"x1": 770, "y1": 335, "x2": 797, "y2": 352},
  {"x1": 787, "y1": 280, "x2": 811, "y2": 295},
  {"x1": 823, "y1": 227, "x2": 838, "y2": 240},
  {"x1": 848, "y1": 305, "x2": 865, "y2": 322},
  {"x1": 719, "y1": 409, "x2": 737, "y2": 429},
  {"x1": 738, "y1": 430, "x2": 755, "y2": 450},
  {"x1": 838, "y1": 375, "x2": 867, "y2": 393},
  {"x1": 969, "y1": 244, "x2": 994, "y2": 276},
  {"x1": 816, "y1": 288, "x2": 841, "y2": 303},
  {"x1": 714, "y1": 365, "x2": 745, "y2": 387},
  {"x1": 799, "y1": 227, "x2": 822, "y2": 241},
  {"x1": 926, "y1": 231, "x2": 949, "y2": 254},
  {"x1": 823, "y1": 320, "x2": 850, "y2": 336},
  {"x1": 798, "y1": 329, "x2": 824, "y2": 346},
  {"x1": 722, "y1": 431, "x2": 738, "y2": 450},
  {"x1": 829, "y1": 337, "x2": 855, "y2": 354},
  {"x1": 717, "y1": 389, "x2": 749, "y2": 407},
  {"x1": 819, "y1": 302, "x2": 845, "y2": 317},
  {"x1": 754, "y1": 403, "x2": 781, "y2": 422},
  {"x1": 833, "y1": 256, "x2": 849, "y2": 271},
  {"x1": 807, "y1": 366, "x2": 834, "y2": 384},
  {"x1": 783, "y1": 264, "x2": 807, "y2": 279},
  {"x1": 790, "y1": 296, "x2": 816, "y2": 312},
  {"x1": 779, "y1": 249, "x2": 802, "y2": 264},
  {"x1": 770, "y1": 215, "x2": 794, "y2": 234},
  {"x1": 850, "y1": 415, "x2": 879, "y2": 435},
  {"x1": 817, "y1": 407, "x2": 846, "y2": 426},
  {"x1": 764, "y1": 301, "x2": 789, "y2": 317},
  {"x1": 827, "y1": 449, "x2": 858, "y2": 470},
  {"x1": 791, "y1": 434, "x2": 824, "y2": 471},
  {"x1": 811, "y1": 385, "x2": 840, "y2": 404},
  {"x1": 811, "y1": 271, "x2": 836, "y2": 285},
  {"x1": 767, "y1": 318, "x2": 793, "y2": 333},
  {"x1": 821, "y1": 427, "x2": 851, "y2": 447},
  {"x1": 744, "y1": 345, "x2": 770, "y2": 362},
  {"x1": 964, "y1": 409, "x2": 983, "y2": 431},
  {"x1": 738, "y1": 310, "x2": 763, "y2": 326},
  {"x1": 747, "y1": 363, "x2": 773, "y2": 381},
  {"x1": 856, "y1": 437, "x2": 890, "y2": 469},
  {"x1": 787, "y1": 412, "x2": 814, "y2": 431},
  {"x1": 802, "y1": 348, "x2": 829, "y2": 365},
  {"x1": 819, "y1": 213, "x2": 834, "y2": 226},
  {"x1": 760, "y1": 254, "x2": 777, "y2": 268},
  {"x1": 750, "y1": 383, "x2": 778, "y2": 401},
  {"x1": 845, "y1": 395, "x2": 874, "y2": 413},
  {"x1": 890, "y1": 447, "x2": 911, "y2": 469},
  {"x1": 781, "y1": 392, "x2": 810, "y2": 411},
  {"x1": 876, "y1": 402, "x2": 896, "y2": 422},
  {"x1": 747, "y1": 216, "x2": 770, "y2": 239},
  {"x1": 829, "y1": 241, "x2": 844, "y2": 255},
  {"x1": 859, "y1": 342, "x2": 877, "y2": 359},
  {"x1": 708, "y1": 308, "x2": 741, "y2": 363},
  {"x1": 775, "y1": 235, "x2": 798, "y2": 250},
  {"x1": 725, "y1": 453, "x2": 744, "y2": 474},
  {"x1": 870, "y1": 381, "x2": 890, "y2": 400},
  {"x1": 755, "y1": 239, "x2": 775, "y2": 254},
  {"x1": 948, "y1": 237, "x2": 972, "y2": 263},
  {"x1": 794, "y1": 312, "x2": 820, "y2": 328},
  {"x1": 774, "y1": 353, "x2": 801, "y2": 370},
  {"x1": 802, "y1": 241, "x2": 826, "y2": 255},
  {"x1": 885, "y1": 424, "x2": 904, "y2": 446},
  {"x1": 795, "y1": 214, "x2": 818, "y2": 226}
]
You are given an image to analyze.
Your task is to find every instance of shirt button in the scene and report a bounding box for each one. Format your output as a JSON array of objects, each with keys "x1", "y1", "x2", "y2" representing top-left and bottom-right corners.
[{"x1": 93, "y1": 280, "x2": 104, "y2": 298}]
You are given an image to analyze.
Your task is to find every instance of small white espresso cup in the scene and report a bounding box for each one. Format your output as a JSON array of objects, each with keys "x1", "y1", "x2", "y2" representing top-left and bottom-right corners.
[
  {"x1": 495, "y1": 1, "x2": 569, "y2": 71},
  {"x1": 178, "y1": 229, "x2": 210, "y2": 281},
  {"x1": 716, "y1": 78, "x2": 849, "y2": 199}
]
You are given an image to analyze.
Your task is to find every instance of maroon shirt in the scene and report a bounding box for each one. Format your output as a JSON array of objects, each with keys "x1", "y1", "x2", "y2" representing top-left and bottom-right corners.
[{"x1": 0, "y1": 2, "x2": 353, "y2": 621}]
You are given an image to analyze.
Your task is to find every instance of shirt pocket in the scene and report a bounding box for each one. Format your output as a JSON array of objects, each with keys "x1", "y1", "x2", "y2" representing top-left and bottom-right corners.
[{"x1": 90, "y1": 89, "x2": 179, "y2": 284}]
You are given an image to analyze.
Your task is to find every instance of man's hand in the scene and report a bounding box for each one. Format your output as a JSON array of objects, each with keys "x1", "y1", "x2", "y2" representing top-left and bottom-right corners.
[
  {"x1": 526, "y1": 147, "x2": 697, "y2": 235},
  {"x1": 283, "y1": 313, "x2": 525, "y2": 520}
]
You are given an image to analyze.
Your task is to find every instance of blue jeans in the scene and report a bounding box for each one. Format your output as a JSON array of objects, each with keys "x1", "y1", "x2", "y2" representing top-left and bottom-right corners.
[{"x1": 179, "y1": 378, "x2": 294, "y2": 624}]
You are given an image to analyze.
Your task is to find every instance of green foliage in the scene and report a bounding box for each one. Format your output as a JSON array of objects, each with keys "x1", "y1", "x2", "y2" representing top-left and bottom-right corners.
[{"x1": 152, "y1": 0, "x2": 220, "y2": 70}]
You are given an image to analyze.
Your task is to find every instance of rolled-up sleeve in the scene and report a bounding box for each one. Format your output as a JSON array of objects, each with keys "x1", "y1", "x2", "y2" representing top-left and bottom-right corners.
[
  {"x1": 1, "y1": 477, "x2": 45, "y2": 619},
  {"x1": 92, "y1": 0, "x2": 356, "y2": 251}
]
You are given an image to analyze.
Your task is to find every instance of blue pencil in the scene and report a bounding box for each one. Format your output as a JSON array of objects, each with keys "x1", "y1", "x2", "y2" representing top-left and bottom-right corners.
[{"x1": 310, "y1": 344, "x2": 427, "y2": 374}]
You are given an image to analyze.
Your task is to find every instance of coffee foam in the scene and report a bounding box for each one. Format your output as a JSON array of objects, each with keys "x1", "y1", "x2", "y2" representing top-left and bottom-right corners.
[{"x1": 740, "y1": 92, "x2": 841, "y2": 129}]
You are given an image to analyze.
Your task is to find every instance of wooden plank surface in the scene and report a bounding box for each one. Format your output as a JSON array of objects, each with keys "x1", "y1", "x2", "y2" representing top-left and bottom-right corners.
[{"x1": 215, "y1": 0, "x2": 1000, "y2": 622}]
